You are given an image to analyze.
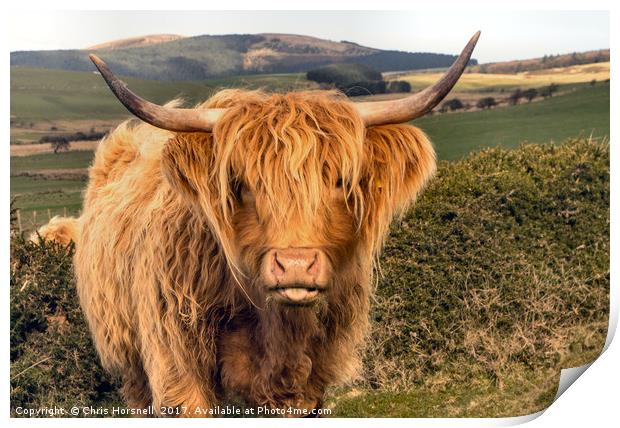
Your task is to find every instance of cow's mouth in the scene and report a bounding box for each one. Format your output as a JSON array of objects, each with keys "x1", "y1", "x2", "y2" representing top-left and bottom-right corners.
[{"x1": 268, "y1": 285, "x2": 324, "y2": 305}]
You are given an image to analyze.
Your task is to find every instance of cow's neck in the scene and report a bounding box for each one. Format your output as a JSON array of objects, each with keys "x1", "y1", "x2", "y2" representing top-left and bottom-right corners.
[{"x1": 217, "y1": 266, "x2": 370, "y2": 411}]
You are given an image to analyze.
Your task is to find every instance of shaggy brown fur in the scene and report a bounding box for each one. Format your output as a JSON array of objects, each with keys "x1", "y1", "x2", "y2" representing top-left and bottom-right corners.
[
  {"x1": 31, "y1": 216, "x2": 79, "y2": 246},
  {"x1": 68, "y1": 89, "x2": 436, "y2": 416}
]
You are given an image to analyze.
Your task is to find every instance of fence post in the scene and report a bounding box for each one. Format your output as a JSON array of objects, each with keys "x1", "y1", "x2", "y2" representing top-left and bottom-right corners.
[
  {"x1": 17, "y1": 209, "x2": 22, "y2": 234},
  {"x1": 63, "y1": 207, "x2": 67, "y2": 217},
  {"x1": 47, "y1": 208, "x2": 52, "y2": 220},
  {"x1": 33, "y1": 210, "x2": 37, "y2": 229}
]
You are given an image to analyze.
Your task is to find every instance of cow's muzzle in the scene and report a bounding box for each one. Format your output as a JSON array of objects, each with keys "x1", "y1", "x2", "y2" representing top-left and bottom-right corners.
[{"x1": 262, "y1": 248, "x2": 330, "y2": 305}]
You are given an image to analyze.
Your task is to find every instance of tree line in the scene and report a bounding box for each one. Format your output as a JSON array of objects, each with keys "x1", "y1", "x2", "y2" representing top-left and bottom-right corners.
[
  {"x1": 306, "y1": 63, "x2": 411, "y2": 96},
  {"x1": 439, "y1": 83, "x2": 565, "y2": 113},
  {"x1": 39, "y1": 129, "x2": 107, "y2": 154}
]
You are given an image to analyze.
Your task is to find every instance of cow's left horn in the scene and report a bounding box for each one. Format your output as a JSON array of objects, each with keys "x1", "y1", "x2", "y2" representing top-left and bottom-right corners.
[
  {"x1": 354, "y1": 31, "x2": 480, "y2": 127},
  {"x1": 89, "y1": 54, "x2": 226, "y2": 132}
]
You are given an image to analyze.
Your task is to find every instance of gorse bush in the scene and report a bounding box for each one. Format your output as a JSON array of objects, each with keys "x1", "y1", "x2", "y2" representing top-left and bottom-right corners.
[
  {"x1": 10, "y1": 237, "x2": 121, "y2": 415},
  {"x1": 9, "y1": 139, "x2": 609, "y2": 416},
  {"x1": 363, "y1": 138, "x2": 609, "y2": 390}
]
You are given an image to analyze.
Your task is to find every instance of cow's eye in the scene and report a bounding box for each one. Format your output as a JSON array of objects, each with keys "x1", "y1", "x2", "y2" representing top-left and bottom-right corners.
[
  {"x1": 335, "y1": 178, "x2": 344, "y2": 188},
  {"x1": 233, "y1": 180, "x2": 244, "y2": 200}
]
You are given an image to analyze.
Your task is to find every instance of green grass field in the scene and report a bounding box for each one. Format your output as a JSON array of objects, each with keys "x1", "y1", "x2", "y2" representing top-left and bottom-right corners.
[
  {"x1": 10, "y1": 67, "x2": 314, "y2": 123},
  {"x1": 10, "y1": 82, "x2": 610, "y2": 230},
  {"x1": 417, "y1": 83, "x2": 610, "y2": 160},
  {"x1": 10, "y1": 176, "x2": 85, "y2": 231},
  {"x1": 11, "y1": 151, "x2": 95, "y2": 172},
  {"x1": 11, "y1": 151, "x2": 94, "y2": 228}
]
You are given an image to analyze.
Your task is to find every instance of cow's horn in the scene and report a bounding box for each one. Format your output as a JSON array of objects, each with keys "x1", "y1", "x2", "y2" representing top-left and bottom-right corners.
[
  {"x1": 354, "y1": 31, "x2": 481, "y2": 127},
  {"x1": 89, "y1": 54, "x2": 225, "y2": 132}
]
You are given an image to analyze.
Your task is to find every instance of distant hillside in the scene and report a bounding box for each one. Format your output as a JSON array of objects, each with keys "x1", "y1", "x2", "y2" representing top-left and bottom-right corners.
[
  {"x1": 10, "y1": 33, "x2": 475, "y2": 80},
  {"x1": 470, "y1": 49, "x2": 609, "y2": 74},
  {"x1": 9, "y1": 67, "x2": 319, "y2": 124},
  {"x1": 85, "y1": 34, "x2": 185, "y2": 50}
]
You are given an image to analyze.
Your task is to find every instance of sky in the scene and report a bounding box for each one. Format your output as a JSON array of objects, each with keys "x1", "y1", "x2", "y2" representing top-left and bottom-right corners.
[{"x1": 8, "y1": 10, "x2": 609, "y2": 63}]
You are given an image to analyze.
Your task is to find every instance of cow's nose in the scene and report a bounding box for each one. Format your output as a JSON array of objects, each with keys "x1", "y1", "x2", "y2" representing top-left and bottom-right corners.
[{"x1": 271, "y1": 248, "x2": 321, "y2": 285}]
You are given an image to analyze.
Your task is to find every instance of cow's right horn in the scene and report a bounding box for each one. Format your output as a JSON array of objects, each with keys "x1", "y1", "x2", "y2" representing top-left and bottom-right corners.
[{"x1": 89, "y1": 54, "x2": 226, "y2": 132}]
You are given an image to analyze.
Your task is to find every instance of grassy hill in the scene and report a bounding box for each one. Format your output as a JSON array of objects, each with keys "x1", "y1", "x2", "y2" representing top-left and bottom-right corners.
[
  {"x1": 86, "y1": 34, "x2": 185, "y2": 50},
  {"x1": 417, "y1": 82, "x2": 610, "y2": 160},
  {"x1": 10, "y1": 33, "x2": 469, "y2": 80},
  {"x1": 9, "y1": 81, "x2": 609, "y2": 229},
  {"x1": 10, "y1": 67, "x2": 316, "y2": 123},
  {"x1": 10, "y1": 61, "x2": 609, "y2": 130},
  {"x1": 10, "y1": 139, "x2": 609, "y2": 417},
  {"x1": 469, "y1": 49, "x2": 609, "y2": 74},
  {"x1": 394, "y1": 61, "x2": 610, "y2": 92}
]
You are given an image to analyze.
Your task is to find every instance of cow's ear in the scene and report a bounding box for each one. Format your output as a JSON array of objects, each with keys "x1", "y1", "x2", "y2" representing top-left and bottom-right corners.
[
  {"x1": 363, "y1": 125, "x2": 436, "y2": 239},
  {"x1": 161, "y1": 133, "x2": 240, "y2": 264},
  {"x1": 162, "y1": 133, "x2": 241, "y2": 263}
]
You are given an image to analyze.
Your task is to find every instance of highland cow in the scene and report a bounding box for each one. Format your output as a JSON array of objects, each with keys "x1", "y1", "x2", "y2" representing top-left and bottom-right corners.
[{"x1": 49, "y1": 32, "x2": 479, "y2": 416}]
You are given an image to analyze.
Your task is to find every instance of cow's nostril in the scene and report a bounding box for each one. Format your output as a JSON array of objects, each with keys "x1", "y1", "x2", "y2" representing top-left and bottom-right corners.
[
  {"x1": 306, "y1": 253, "x2": 319, "y2": 276},
  {"x1": 273, "y1": 252, "x2": 286, "y2": 277}
]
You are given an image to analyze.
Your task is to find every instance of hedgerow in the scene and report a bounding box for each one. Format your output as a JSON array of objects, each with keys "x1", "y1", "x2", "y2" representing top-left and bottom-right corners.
[{"x1": 363, "y1": 138, "x2": 609, "y2": 390}]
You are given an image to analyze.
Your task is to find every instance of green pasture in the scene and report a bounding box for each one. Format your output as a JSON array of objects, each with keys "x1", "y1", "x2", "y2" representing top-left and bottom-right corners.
[
  {"x1": 10, "y1": 151, "x2": 94, "y2": 229},
  {"x1": 10, "y1": 175, "x2": 85, "y2": 231},
  {"x1": 417, "y1": 83, "x2": 610, "y2": 160},
  {"x1": 11, "y1": 151, "x2": 95, "y2": 172},
  {"x1": 10, "y1": 67, "x2": 313, "y2": 123},
  {"x1": 9, "y1": 74, "x2": 610, "y2": 229}
]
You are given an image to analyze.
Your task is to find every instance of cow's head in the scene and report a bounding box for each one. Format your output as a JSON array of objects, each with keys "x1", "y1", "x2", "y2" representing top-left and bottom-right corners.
[{"x1": 91, "y1": 32, "x2": 479, "y2": 308}]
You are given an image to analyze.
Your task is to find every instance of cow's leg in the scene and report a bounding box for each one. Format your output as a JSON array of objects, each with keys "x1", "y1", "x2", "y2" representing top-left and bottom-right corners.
[
  {"x1": 121, "y1": 364, "x2": 152, "y2": 411},
  {"x1": 139, "y1": 340, "x2": 218, "y2": 417}
]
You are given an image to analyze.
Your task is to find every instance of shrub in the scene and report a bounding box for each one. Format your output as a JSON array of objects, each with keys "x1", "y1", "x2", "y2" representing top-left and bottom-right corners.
[
  {"x1": 386, "y1": 81, "x2": 412, "y2": 94},
  {"x1": 340, "y1": 80, "x2": 386, "y2": 97},
  {"x1": 476, "y1": 97, "x2": 497, "y2": 109},
  {"x1": 540, "y1": 84, "x2": 559, "y2": 99},
  {"x1": 10, "y1": 236, "x2": 121, "y2": 415},
  {"x1": 522, "y1": 88, "x2": 538, "y2": 103},
  {"x1": 440, "y1": 98, "x2": 464, "y2": 112},
  {"x1": 364, "y1": 139, "x2": 609, "y2": 390},
  {"x1": 306, "y1": 63, "x2": 388, "y2": 97},
  {"x1": 51, "y1": 139, "x2": 70, "y2": 154},
  {"x1": 508, "y1": 89, "x2": 523, "y2": 105},
  {"x1": 39, "y1": 130, "x2": 107, "y2": 145}
]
